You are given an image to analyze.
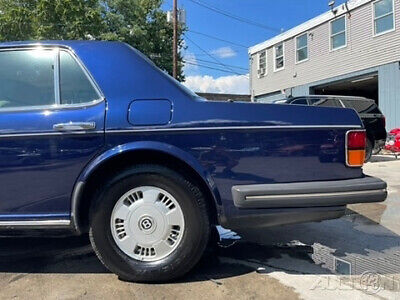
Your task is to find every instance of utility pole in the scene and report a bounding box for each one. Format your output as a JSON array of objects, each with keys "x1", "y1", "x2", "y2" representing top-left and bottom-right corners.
[{"x1": 172, "y1": 0, "x2": 178, "y2": 79}]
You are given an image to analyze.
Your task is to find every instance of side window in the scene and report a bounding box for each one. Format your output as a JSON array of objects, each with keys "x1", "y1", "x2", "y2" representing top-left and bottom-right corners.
[
  {"x1": 0, "y1": 49, "x2": 55, "y2": 109},
  {"x1": 291, "y1": 98, "x2": 308, "y2": 105},
  {"x1": 60, "y1": 51, "x2": 100, "y2": 105},
  {"x1": 311, "y1": 98, "x2": 342, "y2": 108}
]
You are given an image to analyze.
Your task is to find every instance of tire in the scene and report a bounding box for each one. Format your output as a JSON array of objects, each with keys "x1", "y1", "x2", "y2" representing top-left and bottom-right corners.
[
  {"x1": 365, "y1": 138, "x2": 373, "y2": 162},
  {"x1": 372, "y1": 143, "x2": 381, "y2": 155},
  {"x1": 89, "y1": 165, "x2": 210, "y2": 282}
]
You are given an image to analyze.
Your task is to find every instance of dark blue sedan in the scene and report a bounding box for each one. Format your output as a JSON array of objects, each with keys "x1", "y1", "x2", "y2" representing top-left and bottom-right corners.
[{"x1": 0, "y1": 41, "x2": 387, "y2": 282}]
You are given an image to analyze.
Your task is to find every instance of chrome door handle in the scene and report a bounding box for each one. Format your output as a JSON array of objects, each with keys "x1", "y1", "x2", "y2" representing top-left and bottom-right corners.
[{"x1": 53, "y1": 122, "x2": 96, "y2": 131}]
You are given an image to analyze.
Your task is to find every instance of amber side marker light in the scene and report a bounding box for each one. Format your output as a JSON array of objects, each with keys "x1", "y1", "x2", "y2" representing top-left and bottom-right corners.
[{"x1": 346, "y1": 130, "x2": 366, "y2": 167}]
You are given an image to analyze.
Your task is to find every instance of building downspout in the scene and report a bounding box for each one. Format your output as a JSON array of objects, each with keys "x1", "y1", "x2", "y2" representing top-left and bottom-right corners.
[{"x1": 249, "y1": 55, "x2": 255, "y2": 102}]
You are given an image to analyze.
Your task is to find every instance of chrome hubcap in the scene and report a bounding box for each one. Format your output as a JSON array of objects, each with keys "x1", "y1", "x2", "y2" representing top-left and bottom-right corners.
[{"x1": 110, "y1": 186, "x2": 185, "y2": 262}]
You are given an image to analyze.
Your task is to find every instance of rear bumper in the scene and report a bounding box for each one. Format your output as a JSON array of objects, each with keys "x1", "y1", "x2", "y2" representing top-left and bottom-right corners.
[
  {"x1": 219, "y1": 206, "x2": 346, "y2": 230},
  {"x1": 232, "y1": 176, "x2": 387, "y2": 209}
]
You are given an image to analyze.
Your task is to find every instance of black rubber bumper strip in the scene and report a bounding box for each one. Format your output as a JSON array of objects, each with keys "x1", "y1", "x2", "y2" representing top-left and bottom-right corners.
[{"x1": 232, "y1": 176, "x2": 387, "y2": 209}]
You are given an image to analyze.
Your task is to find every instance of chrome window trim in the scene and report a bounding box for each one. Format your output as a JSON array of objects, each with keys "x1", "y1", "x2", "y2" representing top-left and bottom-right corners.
[
  {"x1": 106, "y1": 124, "x2": 363, "y2": 134},
  {"x1": 0, "y1": 45, "x2": 105, "y2": 113},
  {"x1": 54, "y1": 48, "x2": 61, "y2": 105},
  {"x1": 0, "y1": 100, "x2": 105, "y2": 113}
]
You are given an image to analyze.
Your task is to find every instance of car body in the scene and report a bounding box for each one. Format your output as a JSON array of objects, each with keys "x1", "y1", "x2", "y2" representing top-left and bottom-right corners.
[
  {"x1": 385, "y1": 128, "x2": 400, "y2": 153},
  {"x1": 0, "y1": 41, "x2": 387, "y2": 282},
  {"x1": 280, "y1": 95, "x2": 387, "y2": 160}
]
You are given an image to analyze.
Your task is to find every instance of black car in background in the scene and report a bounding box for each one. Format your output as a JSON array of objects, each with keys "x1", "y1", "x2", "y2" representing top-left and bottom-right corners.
[{"x1": 278, "y1": 95, "x2": 387, "y2": 161}]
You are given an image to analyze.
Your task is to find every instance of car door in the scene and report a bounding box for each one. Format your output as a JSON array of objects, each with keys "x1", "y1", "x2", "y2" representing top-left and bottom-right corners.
[{"x1": 0, "y1": 47, "x2": 105, "y2": 221}]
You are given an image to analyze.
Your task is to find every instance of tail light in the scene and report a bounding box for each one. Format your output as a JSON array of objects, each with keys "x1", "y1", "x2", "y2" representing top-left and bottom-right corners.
[{"x1": 346, "y1": 130, "x2": 366, "y2": 167}]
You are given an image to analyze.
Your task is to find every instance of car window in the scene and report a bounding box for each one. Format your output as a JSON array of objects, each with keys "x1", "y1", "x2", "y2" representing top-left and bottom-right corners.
[
  {"x1": 291, "y1": 98, "x2": 308, "y2": 105},
  {"x1": 309, "y1": 98, "x2": 342, "y2": 108},
  {"x1": 60, "y1": 50, "x2": 100, "y2": 105},
  {"x1": 341, "y1": 99, "x2": 382, "y2": 114},
  {"x1": 0, "y1": 49, "x2": 55, "y2": 109}
]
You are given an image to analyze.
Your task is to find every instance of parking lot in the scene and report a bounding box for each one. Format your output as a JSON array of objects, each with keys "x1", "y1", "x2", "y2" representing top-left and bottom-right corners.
[{"x1": 0, "y1": 155, "x2": 399, "y2": 300}]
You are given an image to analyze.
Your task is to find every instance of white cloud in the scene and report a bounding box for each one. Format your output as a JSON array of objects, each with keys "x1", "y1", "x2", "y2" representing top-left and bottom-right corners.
[
  {"x1": 183, "y1": 52, "x2": 198, "y2": 74},
  {"x1": 210, "y1": 46, "x2": 237, "y2": 58},
  {"x1": 183, "y1": 74, "x2": 249, "y2": 94}
]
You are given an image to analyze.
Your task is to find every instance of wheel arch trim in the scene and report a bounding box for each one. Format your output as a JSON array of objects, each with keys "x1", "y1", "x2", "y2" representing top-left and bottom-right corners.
[{"x1": 71, "y1": 141, "x2": 221, "y2": 233}]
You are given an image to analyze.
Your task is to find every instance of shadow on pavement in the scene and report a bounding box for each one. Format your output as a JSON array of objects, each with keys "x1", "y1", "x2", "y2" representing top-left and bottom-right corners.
[
  {"x1": 0, "y1": 210, "x2": 399, "y2": 281},
  {"x1": 368, "y1": 155, "x2": 398, "y2": 163}
]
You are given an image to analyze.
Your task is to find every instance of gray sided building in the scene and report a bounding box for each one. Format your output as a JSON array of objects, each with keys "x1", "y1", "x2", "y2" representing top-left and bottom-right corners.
[{"x1": 249, "y1": 0, "x2": 400, "y2": 130}]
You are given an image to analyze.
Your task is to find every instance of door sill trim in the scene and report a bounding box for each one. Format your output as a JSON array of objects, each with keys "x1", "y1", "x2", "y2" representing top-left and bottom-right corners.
[{"x1": 0, "y1": 219, "x2": 71, "y2": 227}]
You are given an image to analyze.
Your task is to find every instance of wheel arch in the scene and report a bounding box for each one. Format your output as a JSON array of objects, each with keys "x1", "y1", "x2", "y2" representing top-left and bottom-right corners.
[{"x1": 71, "y1": 141, "x2": 221, "y2": 234}]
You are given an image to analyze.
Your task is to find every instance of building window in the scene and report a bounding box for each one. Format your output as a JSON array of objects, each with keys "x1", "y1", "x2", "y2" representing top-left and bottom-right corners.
[
  {"x1": 257, "y1": 50, "x2": 267, "y2": 77},
  {"x1": 296, "y1": 33, "x2": 308, "y2": 63},
  {"x1": 330, "y1": 16, "x2": 346, "y2": 50},
  {"x1": 373, "y1": 0, "x2": 395, "y2": 36},
  {"x1": 274, "y1": 43, "x2": 284, "y2": 71}
]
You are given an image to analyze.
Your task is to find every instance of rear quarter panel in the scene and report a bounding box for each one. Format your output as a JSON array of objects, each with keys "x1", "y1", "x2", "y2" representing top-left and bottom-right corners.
[
  {"x1": 105, "y1": 124, "x2": 361, "y2": 221},
  {"x1": 73, "y1": 42, "x2": 364, "y2": 223}
]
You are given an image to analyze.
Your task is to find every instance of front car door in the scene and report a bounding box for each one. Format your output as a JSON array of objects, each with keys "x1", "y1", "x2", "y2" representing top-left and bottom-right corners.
[{"x1": 0, "y1": 46, "x2": 105, "y2": 224}]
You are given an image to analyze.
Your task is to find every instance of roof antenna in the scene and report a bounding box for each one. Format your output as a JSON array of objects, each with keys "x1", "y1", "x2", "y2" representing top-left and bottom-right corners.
[{"x1": 329, "y1": 1, "x2": 337, "y2": 15}]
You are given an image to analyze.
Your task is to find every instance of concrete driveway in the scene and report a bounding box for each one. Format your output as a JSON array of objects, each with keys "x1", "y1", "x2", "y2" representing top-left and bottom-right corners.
[{"x1": 0, "y1": 156, "x2": 399, "y2": 300}]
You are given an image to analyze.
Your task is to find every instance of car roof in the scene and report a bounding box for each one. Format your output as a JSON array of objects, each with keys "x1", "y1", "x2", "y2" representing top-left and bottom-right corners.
[{"x1": 0, "y1": 40, "x2": 118, "y2": 49}]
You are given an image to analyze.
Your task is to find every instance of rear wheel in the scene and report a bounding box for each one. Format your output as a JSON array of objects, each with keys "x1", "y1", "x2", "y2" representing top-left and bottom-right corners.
[{"x1": 89, "y1": 165, "x2": 210, "y2": 282}]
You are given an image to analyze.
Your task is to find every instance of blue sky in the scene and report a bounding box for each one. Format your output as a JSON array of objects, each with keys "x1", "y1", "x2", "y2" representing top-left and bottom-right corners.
[{"x1": 161, "y1": 0, "x2": 347, "y2": 94}]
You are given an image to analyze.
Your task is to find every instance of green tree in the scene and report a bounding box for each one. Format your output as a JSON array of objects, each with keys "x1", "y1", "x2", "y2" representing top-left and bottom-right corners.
[
  {"x1": 0, "y1": 0, "x2": 36, "y2": 40},
  {"x1": 101, "y1": 0, "x2": 185, "y2": 80},
  {"x1": 34, "y1": 0, "x2": 104, "y2": 39},
  {"x1": 0, "y1": 0, "x2": 185, "y2": 80}
]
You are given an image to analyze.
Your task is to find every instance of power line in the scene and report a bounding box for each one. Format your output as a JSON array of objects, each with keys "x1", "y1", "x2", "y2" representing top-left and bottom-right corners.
[
  {"x1": 184, "y1": 34, "x2": 248, "y2": 77},
  {"x1": 189, "y1": 57, "x2": 248, "y2": 71},
  {"x1": 183, "y1": 61, "x2": 247, "y2": 75},
  {"x1": 187, "y1": 29, "x2": 249, "y2": 48},
  {"x1": 187, "y1": 0, "x2": 281, "y2": 33}
]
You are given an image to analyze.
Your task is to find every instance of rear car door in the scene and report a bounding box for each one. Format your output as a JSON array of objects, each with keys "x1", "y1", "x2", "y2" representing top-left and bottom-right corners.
[{"x1": 0, "y1": 47, "x2": 105, "y2": 222}]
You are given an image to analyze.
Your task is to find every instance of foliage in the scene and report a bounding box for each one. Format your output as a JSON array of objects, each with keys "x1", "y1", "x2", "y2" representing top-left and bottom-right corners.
[{"x1": 0, "y1": 0, "x2": 184, "y2": 80}]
